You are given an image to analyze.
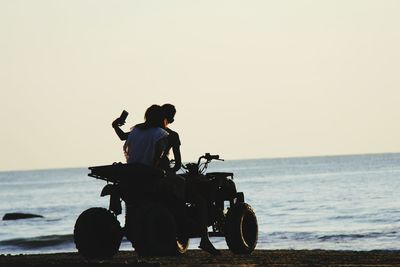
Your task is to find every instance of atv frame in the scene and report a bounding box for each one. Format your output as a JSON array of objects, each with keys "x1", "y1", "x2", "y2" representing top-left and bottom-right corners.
[{"x1": 74, "y1": 153, "x2": 258, "y2": 258}]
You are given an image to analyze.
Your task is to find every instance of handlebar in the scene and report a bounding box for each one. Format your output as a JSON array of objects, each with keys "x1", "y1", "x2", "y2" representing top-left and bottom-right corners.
[
  {"x1": 204, "y1": 153, "x2": 220, "y2": 161},
  {"x1": 199, "y1": 153, "x2": 224, "y2": 165},
  {"x1": 181, "y1": 153, "x2": 224, "y2": 175}
]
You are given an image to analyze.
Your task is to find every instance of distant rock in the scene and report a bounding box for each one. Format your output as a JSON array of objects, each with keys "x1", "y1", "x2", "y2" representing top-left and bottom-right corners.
[{"x1": 2, "y1": 213, "x2": 44, "y2": 220}]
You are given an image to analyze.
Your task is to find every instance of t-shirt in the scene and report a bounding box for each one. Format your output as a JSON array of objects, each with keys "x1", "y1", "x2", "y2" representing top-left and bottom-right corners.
[
  {"x1": 158, "y1": 128, "x2": 181, "y2": 171},
  {"x1": 123, "y1": 126, "x2": 169, "y2": 166},
  {"x1": 165, "y1": 128, "x2": 181, "y2": 152}
]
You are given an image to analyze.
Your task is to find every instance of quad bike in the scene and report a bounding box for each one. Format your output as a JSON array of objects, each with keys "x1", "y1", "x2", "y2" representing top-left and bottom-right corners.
[{"x1": 73, "y1": 153, "x2": 258, "y2": 258}]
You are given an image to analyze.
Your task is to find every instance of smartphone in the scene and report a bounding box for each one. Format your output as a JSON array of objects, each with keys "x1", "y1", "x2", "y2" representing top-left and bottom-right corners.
[{"x1": 119, "y1": 110, "x2": 128, "y2": 123}]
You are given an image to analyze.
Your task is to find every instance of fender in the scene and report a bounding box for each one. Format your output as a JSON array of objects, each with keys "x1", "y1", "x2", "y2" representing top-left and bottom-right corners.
[
  {"x1": 101, "y1": 184, "x2": 122, "y2": 215},
  {"x1": 101, "y1": 184, "x2": 118, "y2": 197}
]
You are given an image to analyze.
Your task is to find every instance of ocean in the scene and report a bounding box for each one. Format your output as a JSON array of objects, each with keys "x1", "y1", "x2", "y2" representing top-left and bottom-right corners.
[{"x1": 0, "y1": 153, "x2": 399, "y2": 254}]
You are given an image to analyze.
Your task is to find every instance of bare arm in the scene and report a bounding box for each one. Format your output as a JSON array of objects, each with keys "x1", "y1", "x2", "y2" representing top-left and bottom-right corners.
[
  {"x1": 171, "y1": 145, "x2": 182, "y2": 172},
  {"x1": 112, "y1": 118, "x2": 129, "y2": 141}
]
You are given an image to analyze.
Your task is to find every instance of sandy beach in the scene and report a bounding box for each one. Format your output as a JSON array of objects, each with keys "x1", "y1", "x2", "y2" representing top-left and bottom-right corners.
[{"x1": 1, "y1": 250, "x2": 400, "y2": 267}]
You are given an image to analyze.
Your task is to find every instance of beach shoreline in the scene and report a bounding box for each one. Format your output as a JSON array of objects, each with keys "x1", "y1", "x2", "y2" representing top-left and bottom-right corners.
[{"x1": 1, "y1": 249, "x2": 400, "y2": 267}]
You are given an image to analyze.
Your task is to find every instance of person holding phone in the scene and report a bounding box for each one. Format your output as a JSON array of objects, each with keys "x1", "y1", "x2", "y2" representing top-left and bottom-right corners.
[
  {"x1": 111, "y1": 105, "x2": 220, "y2": 255},
  {"x1": 112, "y1": 110, "x2": 130, "y2": 141},
  {"x1": 122, "y1": 105, "x2": 168, "y2": 167},
  {"x1": 112, "y1": 104, "x2": 181, "y2": 173}
]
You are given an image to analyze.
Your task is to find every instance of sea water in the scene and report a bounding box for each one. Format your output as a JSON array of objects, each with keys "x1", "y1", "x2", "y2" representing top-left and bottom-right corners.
[{"x1": 0, "y1": 153, "x2": 399, "y2": 254}]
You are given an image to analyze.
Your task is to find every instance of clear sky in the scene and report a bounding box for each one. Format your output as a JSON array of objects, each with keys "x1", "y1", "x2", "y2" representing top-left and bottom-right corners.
[{"x1": 1, "y1": 0, "x2": 399, "y2": 171}]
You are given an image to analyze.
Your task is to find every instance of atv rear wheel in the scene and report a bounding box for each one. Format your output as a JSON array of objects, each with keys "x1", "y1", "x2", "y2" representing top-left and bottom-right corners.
[
  {"x1": 225, "y1": 203, "x2": 258, "y2": 254},
  {"x1": 74, "y1": 207, "x2": 122, "y2": 258}
]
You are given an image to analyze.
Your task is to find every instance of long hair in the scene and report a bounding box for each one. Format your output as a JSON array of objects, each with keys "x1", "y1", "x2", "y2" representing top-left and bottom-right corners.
[{"x1": 138, "y1": 104, "x2": 164, "y2": 129}]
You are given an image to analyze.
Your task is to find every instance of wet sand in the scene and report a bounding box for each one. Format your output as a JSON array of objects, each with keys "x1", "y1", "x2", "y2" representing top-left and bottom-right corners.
[{"x1": 1, "y1": 250, "x2": 400, "y2": 267}]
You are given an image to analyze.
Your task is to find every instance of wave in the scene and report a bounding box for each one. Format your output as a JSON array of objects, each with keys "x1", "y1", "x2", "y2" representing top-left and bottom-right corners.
[
  {"x1": 319, "y1": 231, "x2": 396, "y2": 241},
  {"x1": 319, "y1": 233, "x2": 372, "y2": 241},
  {"x1": 268, "y1": 230, "x2": 398, "y2": 242},
  {"x1": 0, "y1": 234, "x2": 73, "y2": 249}
]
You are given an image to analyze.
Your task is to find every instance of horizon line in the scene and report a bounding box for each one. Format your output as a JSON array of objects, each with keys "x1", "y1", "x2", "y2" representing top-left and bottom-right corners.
[{"x1": 1, "y1": 151, "x2": 399, "y2": 173}]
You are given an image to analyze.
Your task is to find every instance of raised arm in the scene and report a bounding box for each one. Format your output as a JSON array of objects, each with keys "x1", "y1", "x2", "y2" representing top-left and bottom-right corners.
[{"x1": 112, "y1": 118, "x2": 129, "y2": 141}]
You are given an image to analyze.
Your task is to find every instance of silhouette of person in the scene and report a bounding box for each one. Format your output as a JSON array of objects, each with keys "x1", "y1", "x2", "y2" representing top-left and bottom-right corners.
[
  {"x1": 123, "y1": 105, "x2": 168, "y2": 167},
  {"x1": 160, "y1": 104, "x2": 220, "y2": 255},
  {"x1": 112, "y1": 104, "x2": 182, "y2": 172},
  {"x1": 112, "y1": 104, "x2": 219, "y2": 255}
]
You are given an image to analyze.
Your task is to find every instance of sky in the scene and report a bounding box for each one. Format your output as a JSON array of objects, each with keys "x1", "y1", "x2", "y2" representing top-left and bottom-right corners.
[{"x1": 1, "y1": 0, "x2": 400, "y2": 171}]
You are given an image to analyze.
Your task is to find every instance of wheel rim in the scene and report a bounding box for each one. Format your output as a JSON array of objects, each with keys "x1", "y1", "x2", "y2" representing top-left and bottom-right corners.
[
  {"x1": 176, "y1": 236, "x2": 189, "y2": 253},
  {"x1": 240, "y1": 211, "x2": 258, "y2": 248}
]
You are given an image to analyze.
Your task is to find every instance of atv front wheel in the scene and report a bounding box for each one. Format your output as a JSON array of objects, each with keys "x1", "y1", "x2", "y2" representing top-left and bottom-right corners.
[
  {"x1": 74, "y1": 207, "x2": 122, "y2": 258},
  {"x1": 225, "y1": 202, "x2": 258, "y2": 254}
]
